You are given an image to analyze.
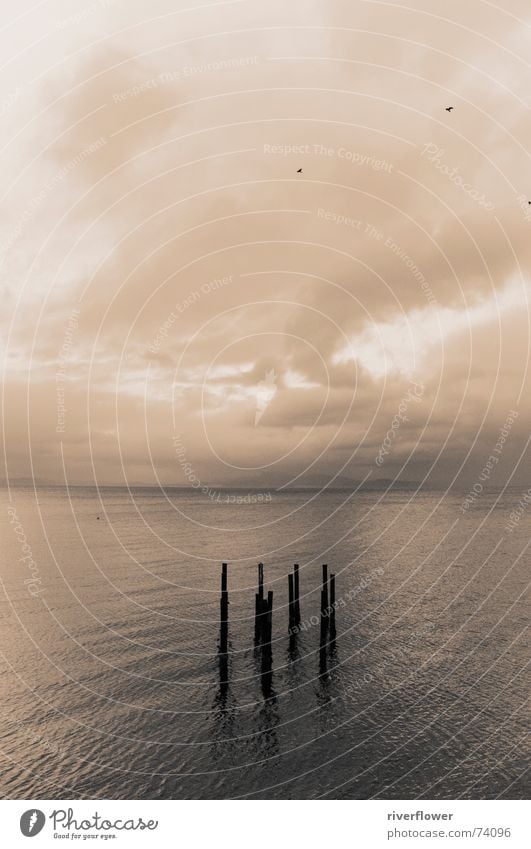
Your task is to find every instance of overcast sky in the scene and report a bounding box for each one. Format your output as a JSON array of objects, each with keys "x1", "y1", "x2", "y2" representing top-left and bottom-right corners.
[{"x1": 1, "y1": 0, "x2": 530, "y2": 488}]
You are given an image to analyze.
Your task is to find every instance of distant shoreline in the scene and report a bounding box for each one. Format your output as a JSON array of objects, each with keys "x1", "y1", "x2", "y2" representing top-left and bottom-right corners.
[{"x1": 2, "y1": 481, "x2": 529, "y2": 494}]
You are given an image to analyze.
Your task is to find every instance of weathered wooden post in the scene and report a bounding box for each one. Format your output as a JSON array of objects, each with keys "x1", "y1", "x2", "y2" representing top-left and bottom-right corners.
[
  {"x1": 288, "y1": 572, "x2": 295, "y2": 632},
  {"x1": 320, "y1": 564, "x2": 329, "y2": 647},
  {"x1": 322, "y1": 564, "x2": 328, "y2": 610},
  {"x1": 319, "y1": 566, "x2": 328, "y2": 673},
  {"x1": 255, "y1": 561, "x2": 265, "y2": 643},
  {"x1": 220, "y1": 562, "x2": 228, "y2": 654},
  {"x1": 294, "y1": 563, "x2": 301, "y2": 625},
  {"x1": 261, "y1": 590, "x2": 274, "y2": 692},
  {"x1": 218, "y1": 563, "x2": 229, "y2": 686},
  {"x1": 266, "y1": 590, "x2": 273, "y2": 647},
  {"x1": 329, "y1": 572, "x2": 336, "y2": 643}
]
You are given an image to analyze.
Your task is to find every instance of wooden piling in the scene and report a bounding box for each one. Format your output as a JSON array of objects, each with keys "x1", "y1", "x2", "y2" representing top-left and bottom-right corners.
[
  {"x1": 220, "y1": 562, "x2": 228, "y2": 654},
  {"x1": 329, "y1": 573, "x2": 336, "y2": 642},
  {"x1": 320, "y1": 591, "x2": 327, "y2": 644},
  {"x1": 261, "y1": 591, "x2": 273, "y2": 696},
  {"x1": 322, "y1": 564, "x2": 329, "y2": 611},
  {"x1": 261, "y1": 590, "x2": 273, "y2": 670},
  {"x1": 266, "y1": 590, "x2": 273, "y2": 644},
  {"x1": 255, "y1": 561, "x2": 265, "y2": 643},
  {"x1": 320, "y1": 564, "x2": 329, "y2": 646},
  {"x1": 294, "y1": 563, "x2": 301, "y2": 625},
  {"x1": 288, "y1": 572, "x2": 295, "y2": 631},
  {"x1": 261, "y1": 597, "x2": 269, "y2": 643},
  {"x1": 254, "y1": 593, "x2": 260, "y2": 642}
]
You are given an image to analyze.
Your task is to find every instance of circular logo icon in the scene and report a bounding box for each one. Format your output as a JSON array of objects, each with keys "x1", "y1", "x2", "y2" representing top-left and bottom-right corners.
[{"x1": 20, "y1": 810, "x2": 45, "y2": 837}]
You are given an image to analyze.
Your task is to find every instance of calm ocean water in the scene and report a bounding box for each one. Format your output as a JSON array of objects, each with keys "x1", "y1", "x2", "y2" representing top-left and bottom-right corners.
[{"x1": 1, "y1": 486, "x2": 528, "y2": 799}]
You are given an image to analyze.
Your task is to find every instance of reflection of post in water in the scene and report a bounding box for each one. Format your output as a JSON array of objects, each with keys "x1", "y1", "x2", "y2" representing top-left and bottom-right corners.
[
  {"x1": 287, "y1": 624, "x2": 301, "y2": 664},
  {"x1": 211, "y1": 660, "x2": 238, "y2": 764},
  {"x1": 256, "y1": 686, "x2": 279, "y2": 756},
  {"x1": 319, "y1": 642, "x2": 328, "y2": 676},
  {"x1": 219, "y1": 650, "x2": 229, "y2": 697},
  {"x1": 219, "y1": 562, "x2": 229, "y2": 691}
]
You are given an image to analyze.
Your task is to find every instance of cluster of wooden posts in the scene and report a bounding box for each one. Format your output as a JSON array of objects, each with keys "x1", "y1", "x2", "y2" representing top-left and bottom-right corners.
[{"x1": 218, "y1": 561, "x2": 337, "y2": 690}]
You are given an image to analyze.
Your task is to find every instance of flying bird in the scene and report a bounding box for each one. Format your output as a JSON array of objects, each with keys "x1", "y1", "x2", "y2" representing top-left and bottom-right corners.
[
  {"x1": 445, "y1": 106, "x2": 454, "y2": 112},
  {"x1": 297, "y1": 168, "x2": 302, "y2": 173}
]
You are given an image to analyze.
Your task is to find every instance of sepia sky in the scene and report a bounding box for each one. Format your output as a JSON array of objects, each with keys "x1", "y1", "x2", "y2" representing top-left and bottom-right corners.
[{"x1": 1, "y1": 0, "x2": 531, "y2": 488}]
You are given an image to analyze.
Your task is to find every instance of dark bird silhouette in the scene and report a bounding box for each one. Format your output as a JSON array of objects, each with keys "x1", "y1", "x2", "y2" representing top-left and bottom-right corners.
[
  {"x1": 528, "y1": 201, "x2": 531, "y2": 205},
  {"x1": 445, "y1": 106, "x2": 454, "y2": 112},
  {"x1": 297, "y1": 168, "x2": 302, "y2": 173},
  {"x1": 97, "y1": 516, "x2": 100, "y2": 520}
]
